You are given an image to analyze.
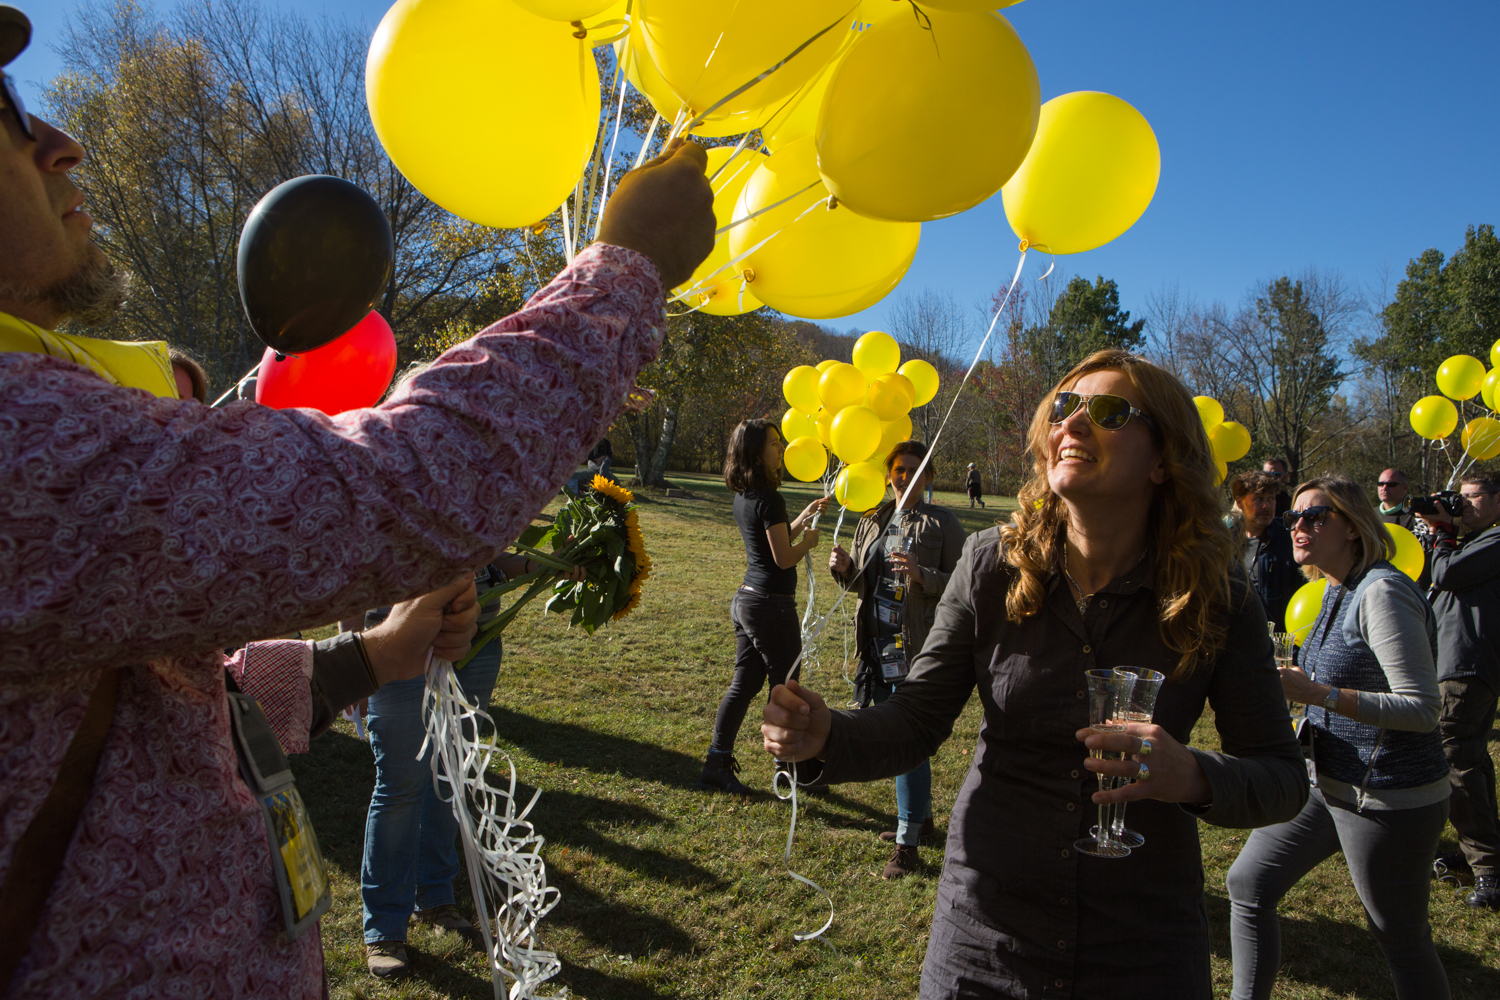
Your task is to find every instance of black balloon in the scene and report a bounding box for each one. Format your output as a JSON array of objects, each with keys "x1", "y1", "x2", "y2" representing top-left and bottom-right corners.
[{"x1": 237, "y1": 175, "x2": 394, "y2": 355}]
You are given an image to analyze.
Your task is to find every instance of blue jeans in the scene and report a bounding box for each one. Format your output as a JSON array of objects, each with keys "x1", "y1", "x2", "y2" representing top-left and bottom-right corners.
[
  {"x1": 871, "y1": 677, "x2": 933, "y2": 845},
  {"x1": 361, "y1": 642, "x2": 503, "y2": 944}
]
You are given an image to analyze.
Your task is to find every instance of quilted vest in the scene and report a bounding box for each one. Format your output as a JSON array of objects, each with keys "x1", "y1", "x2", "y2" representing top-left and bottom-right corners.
[{"x1": 1301, "y1": 562, "x2": 1447, "y2": 794}]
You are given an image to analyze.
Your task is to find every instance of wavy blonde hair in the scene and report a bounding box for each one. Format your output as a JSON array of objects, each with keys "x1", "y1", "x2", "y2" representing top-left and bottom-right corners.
[
  {"x1": 998, "y1": 350, "x2": 1239, "y2": 680},
  {"x1": 1291, "y1": 475, "x2": 1394, "y2": 582}
]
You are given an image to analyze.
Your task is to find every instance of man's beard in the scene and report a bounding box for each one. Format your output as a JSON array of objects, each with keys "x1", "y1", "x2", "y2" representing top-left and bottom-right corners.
[{"x1": 0, "y1": 245, "x2": 127, "y2": 327}]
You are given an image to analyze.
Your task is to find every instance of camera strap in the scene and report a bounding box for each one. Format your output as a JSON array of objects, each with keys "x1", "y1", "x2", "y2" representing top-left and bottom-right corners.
[{"x1": 225, "y1": 671, "x2": 330, "y2": 940}]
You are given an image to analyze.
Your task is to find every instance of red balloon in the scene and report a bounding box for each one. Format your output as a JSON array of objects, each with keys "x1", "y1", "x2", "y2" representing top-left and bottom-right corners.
[{"x1": 255, "y1": 311, "x2": 397, "y2": 414}]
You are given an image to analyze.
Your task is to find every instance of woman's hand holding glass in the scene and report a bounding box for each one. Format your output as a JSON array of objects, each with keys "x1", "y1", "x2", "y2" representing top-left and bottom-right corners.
[
  {"x1": 1078, "y1": 722, "x2": 1213, "y2": 807},
  {"x1": 762, "y1": 680, "x2": 832, "y2": 762},
  {"x1": 1277, "y1": 663, "x2": 1327, "y2": 706},
  {"x1": 888, "y1": 549, "x2": 925, "y2": 588}
]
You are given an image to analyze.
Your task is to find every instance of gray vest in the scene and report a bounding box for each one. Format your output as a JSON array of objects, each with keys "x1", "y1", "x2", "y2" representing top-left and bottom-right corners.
[{"x1": 1301, "y1": 562, "x2": 1447, "y2": 796}]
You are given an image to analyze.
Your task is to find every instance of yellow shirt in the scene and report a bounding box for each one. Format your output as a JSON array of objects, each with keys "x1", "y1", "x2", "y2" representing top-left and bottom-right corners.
[{"x1": 0, "y1": 310, "x2": 177, "y2": 398}]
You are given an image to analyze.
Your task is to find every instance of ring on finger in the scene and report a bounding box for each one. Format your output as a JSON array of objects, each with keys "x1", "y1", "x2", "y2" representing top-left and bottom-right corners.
[
  {"x1": 1137, "y1": 762, "x2": 1151, "y2": 781},
  {"x1": 1137, "y1": 737, "x2": 1153, "y2": 758}
]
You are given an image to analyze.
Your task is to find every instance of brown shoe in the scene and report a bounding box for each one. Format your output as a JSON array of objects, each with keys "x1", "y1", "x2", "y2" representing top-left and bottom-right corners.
[
  {"x1": 413, "y1": 904, "x2": 481, "y2": 946},
  {"x1": 882, "y1": 844, "x2": 920, "y2": 879},
  {"x1": 366, "y1": 940, "x2": 409, "y2": 979},
  {"x1": 879, "y1": 816, "x2": 936, "y2": 843}
]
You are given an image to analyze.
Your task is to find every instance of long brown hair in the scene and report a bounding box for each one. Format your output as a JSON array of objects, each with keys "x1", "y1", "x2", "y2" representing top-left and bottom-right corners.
[
  {"x1": 1292, "y1": 475, "x2": 1393, "y2": 581},
  {"x1": 723, "y1": 418, "x2": 782, "y2": 493},
  {"x1": 998, "y1": 350, "x2": 1238, "y2": 679}
]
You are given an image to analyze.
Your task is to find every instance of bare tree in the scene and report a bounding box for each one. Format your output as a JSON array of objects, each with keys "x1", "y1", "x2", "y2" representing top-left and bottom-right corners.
[{"x1": 888, "y1": 288, "x2": 977, "y2": 447}]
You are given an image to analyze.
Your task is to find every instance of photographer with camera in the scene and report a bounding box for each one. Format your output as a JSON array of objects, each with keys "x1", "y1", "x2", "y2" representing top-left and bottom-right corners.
[
  {"x1": 1420, "y1": 471, "x2": 1500, "y2": 910},
  {"x1": 1377, "y1": 469, "x2": 1432, "y2": 588}
]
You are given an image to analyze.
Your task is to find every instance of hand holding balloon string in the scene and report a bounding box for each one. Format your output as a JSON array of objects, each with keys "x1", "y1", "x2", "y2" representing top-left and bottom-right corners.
[{"x1": 596, "y1": 138, "x2": 716, "y2": 290}]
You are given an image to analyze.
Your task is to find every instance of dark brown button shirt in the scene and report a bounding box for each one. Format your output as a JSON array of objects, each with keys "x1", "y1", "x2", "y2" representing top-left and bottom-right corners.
[{"x1": 811, "y1": 528, "x2": 1308, "y2": 1000}]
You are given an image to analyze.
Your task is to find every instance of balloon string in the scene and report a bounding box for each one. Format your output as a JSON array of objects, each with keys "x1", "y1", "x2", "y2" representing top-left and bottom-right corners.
[
  {"x1": 666, "y1": 187, "x2": 824, "y2": 306},
  {"x1": 772, "y1": 765, "x2": 835, "y2": 942},
  {"x1": 591, "y1": 64, "x2": 633, "y2": 240},
  {"x1": 632, "y1": 112, "x2": 662, "y2": 170},
  {"x1": 210, "y1": 359, "x2": 263, "y2": 408},
  {"x1": 578, "y1": 61, "x2": 623, "y2": 244},
  {"x1": 896, "y1": 249, "x2": 1029, "y2": 510}
]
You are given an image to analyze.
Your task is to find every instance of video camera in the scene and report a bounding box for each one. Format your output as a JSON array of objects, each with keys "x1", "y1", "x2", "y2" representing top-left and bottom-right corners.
[{"x1": 1410, "y1": 490, "x2": 1463, "y2": 517}]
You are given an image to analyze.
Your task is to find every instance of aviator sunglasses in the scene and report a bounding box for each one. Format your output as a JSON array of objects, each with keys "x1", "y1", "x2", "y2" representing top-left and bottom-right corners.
[
  {"x1": 1048, "y1": 391, "x2": 1160, "y2": 434},
  {"x1": 1282, "y1": 505, "x2": 1337, "y2": 530},
  {"x1": 0, "y1": 72, "x2": 35, "y2": 141}
]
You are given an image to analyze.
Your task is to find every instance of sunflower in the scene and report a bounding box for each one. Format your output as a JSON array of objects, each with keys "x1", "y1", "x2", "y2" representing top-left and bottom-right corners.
[{"x1": 591, "y1": 475, "x2": 634, "y2": 507}]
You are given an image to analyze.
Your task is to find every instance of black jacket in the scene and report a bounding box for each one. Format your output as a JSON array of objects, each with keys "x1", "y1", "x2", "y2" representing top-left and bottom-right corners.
[
  {"x1": 1430, "y1": 521, "x2": 1500, "y2": 688},
  {"x1": 1241, "y1": 518, "x2": 1301, "y2": 632}
]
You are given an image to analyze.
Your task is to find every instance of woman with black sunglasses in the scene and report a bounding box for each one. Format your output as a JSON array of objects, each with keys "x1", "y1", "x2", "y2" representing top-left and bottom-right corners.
[
  {"x1": 763, "y1": 349, "x2": 1306, "y2": 999},
  {"x1": 1227, "y1": 476, "x2": 1451, "y2": 1000}
]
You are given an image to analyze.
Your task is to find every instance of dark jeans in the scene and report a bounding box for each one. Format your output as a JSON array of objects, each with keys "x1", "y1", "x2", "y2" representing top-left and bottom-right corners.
[
  {"x1": 1441, "y1": 677, "x2": 1500, "y2": 875},
  {"x1": 709, "y1": 588, "x2": 801, "y2": 755},
  {"x1": 1226, "y1": 787, "x2": 1450, "y2": 1000}
]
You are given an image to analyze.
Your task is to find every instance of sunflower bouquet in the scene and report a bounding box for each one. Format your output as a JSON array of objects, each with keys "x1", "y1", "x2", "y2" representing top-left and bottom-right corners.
[{"x1": 454, "y1": 476, "x2": 652, "y2": 668}]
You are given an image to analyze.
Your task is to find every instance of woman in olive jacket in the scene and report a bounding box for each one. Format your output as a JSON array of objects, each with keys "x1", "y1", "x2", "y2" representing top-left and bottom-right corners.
[
  {"x1": 828, "y1": 440, "x2": 966, "y2": 876},
  {"x1": 765, "y1": 350, "x2": 1307, "y2": 1000}
]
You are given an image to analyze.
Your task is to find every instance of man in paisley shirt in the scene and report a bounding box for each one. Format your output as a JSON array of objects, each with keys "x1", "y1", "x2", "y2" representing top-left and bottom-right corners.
[{"x1": 0, "y1": 6, "x2": 715, "y2": 996}]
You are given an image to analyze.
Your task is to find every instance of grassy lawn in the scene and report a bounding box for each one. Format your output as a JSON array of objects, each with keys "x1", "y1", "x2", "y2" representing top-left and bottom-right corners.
[{"x1": 293, "y1": 471, "x2": 1500, "y2": 999}]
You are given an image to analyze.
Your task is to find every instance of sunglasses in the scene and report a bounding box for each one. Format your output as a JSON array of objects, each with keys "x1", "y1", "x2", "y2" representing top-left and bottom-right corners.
[
  {"x1": 1282, "y1": 505, "x2": 1337, "y2": 530},
  {"x1": 0, "y1": 72, "x2": 34, "y2": 141},
  {"x1": 1376, "y1": 480, "x2": 1405, "y2": 487},
  {"x1": 1048, "y1": 392, "x2": 1159, "y2": 434}
]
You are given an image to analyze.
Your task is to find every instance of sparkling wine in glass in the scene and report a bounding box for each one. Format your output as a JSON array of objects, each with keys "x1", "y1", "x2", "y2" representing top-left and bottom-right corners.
[
  {"x1": 1074, "y1": 668, "x2": 1137, "y2": 859},
  {"x1": 1273, "y1": 632, "x2": 1298, "y2": 724},
  {"x1": 1103, "y1": 667, "x2": 1166, "y2": 850}
]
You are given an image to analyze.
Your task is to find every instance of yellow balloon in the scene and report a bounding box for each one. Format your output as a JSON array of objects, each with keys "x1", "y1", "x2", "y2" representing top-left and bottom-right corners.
[
  {"x1": 852, "y1": 330, "x2": 901, "y2": 377},
  {"x1": 1194, "y1": 396, "x2": 1224, "y2": 432},
  {"x1": 783, "y1": 436, "x2": 829, "y2": 481},
  {"x1": 835, "y1": 460, "x2": 887, "y2": 511},
  {"x1": 1385, "y1": 524, "x2": 1425, "y2": 581},
  {"x1": 923, "y1": 0, "x2": 1025, "y2": 7},
  {"x1": 883, "y1": 371, "x2": 916, "y2": 408},
  {"x1": 899, "y1": 359, "x2": 940, "y2": 406},
  {"x1": 1436, "y1": 354, "x2": 1486, "y2": 401},
  {"x1": 830, "y1": 404, "x2": 883, "y2": 464},
  {"x1": 730, "y1": 138, "x2": 920, "y2": 319},
  {"x1": 816, "y1": 359, "x2": 840, "y2": 373},
  {"x1": 782, "y1": 407, "x2": 818, "y2": 443},
  {"x1": 1491, "y1": 338, "x2": 1500, "y2": 371},
  {"x1": 1213, "y1": 457, "x2": 1228, "y2": 486},
  {"x1": 366, "y1": 0, "x2": 600, "y2": 228},
  {"x1": 1210, "y1": 421, "x2": 1252, "y2": 463},
  {"x1": 1002, "y1": 91, "x2": 1161, "y2": 255},
  {"x1": 1285, "y1": 579, "x2": 1328, "y2": 641},
  {"x1": 817, "y1": 10, "x2": 1039, "y2": 222},
  {"x1": 877, "y1": 412, "x2": 913, "y2": 457},
  {"x1": 676, "y1": 147, "x2": 766, "y2": 313},
  {"x1": 617, "y1": 18, "x2": 775, "y2": 137},
  {"x1": 784, "y1": 365, "x2": 822, "y2": 413},
  {"x1": 514, "y1": 0, "x2": 615, "y2": 20},
  {"x1": 818, "y1": 363, "x2": 868, "y2": 411},
  {"x1": 865, "y1": 377, "x2": 908, "y2": 421},
  {"x1": 1463, "y1": 417, "x2": 1500, "y2": 460},
  {"x1": 815, "y1": 407, "x2": 834, "y2": 446},
  {"x1": 636, "y1": 0, "x2": 853, "y2": 123},
  {"x1": 1410, "y1": 395, "x2": 1458, "y2": 440},
  {"x1": 1482, "y1": 369, "x2": 1500, "y2": 411}
]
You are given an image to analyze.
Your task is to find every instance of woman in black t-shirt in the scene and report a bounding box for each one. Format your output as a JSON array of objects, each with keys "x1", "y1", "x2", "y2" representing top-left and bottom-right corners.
[{"x1": 699, "y1": 419, "x2": 829, "y2": 793}]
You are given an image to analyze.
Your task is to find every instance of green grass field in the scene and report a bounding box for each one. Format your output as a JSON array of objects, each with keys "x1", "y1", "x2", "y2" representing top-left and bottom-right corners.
[{"x1": 292, "y1": 471, "x2": 1500, "y2": 999}]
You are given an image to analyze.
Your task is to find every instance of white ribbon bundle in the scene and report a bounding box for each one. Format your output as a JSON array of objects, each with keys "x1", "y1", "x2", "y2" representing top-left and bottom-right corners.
[{"x1": 422, "y1": 655, "x2": 564, "y2": 1000}]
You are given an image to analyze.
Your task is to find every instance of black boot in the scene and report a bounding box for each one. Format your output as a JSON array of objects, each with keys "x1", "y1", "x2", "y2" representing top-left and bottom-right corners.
[
  {"x1": 698, "y1": 751, "x2": 751, "y2": 794},
  {"x1": 1467, "y1": 874, "x2": 1500, "y2": 910}
]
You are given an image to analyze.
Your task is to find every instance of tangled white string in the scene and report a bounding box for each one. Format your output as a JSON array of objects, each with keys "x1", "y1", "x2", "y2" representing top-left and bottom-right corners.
[{"x1": 422, "y1": 655, "x2": 563, "y2": 1000}]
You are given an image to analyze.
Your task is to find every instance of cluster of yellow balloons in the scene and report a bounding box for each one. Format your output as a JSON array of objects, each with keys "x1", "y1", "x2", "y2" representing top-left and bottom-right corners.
[
  {"x1": 1283, "y1": 523, "x2": 1426, "y2": 640},
  {"x1": 1408, "y1": 343, "x2": 1500, "y2": 460},
  {"x1": 1194, "y1": 395, "x2": 1252, "y2": 484},
  {"x1": 366, "y1": 0, "x2": 1161, "y2": 321},
  {"x1": 778, "y1": 331, "x2": 939, "y2": 510}
]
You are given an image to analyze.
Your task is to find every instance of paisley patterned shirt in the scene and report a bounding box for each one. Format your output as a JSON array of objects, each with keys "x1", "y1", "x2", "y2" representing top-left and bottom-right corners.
[{"x1": 0, "y1": 244, "x2": 663, "y2": 998}]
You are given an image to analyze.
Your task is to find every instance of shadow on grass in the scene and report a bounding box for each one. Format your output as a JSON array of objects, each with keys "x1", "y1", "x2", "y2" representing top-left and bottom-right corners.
[
  {"x1": 548, "y1": 866, "x2": 700, "y2": 958},
  {"x1": 1205, "y1": 891, "x2": 1500, "y2": 999},
  {"x1": 489, "y1": 705, "x2": 705, "y2": 789},
  {"x1": 292, "y1": 728, "x2": 377, "y2": 877},
  {"x1": 555, "y1": 957, "x2": 674, "y2": 1000}
]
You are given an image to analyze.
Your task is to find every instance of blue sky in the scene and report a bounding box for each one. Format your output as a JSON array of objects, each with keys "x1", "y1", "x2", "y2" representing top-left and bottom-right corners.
[{"x1": 16, "y1": 2, "x2": 1500, "y2": 342}]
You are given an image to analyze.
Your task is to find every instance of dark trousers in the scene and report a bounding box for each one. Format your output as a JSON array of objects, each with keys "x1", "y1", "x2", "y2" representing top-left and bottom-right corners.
[
  {"x1": 709, "y1": 589, "x2": 801, "y2": 755},
  {"x1": 1440, "y1": 677, "x2": 1500, "y2": 875}
]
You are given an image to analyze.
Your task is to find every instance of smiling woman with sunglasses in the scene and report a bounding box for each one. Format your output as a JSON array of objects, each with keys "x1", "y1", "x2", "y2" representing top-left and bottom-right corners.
[
  {"x1": 763, "y1": 349, "x2": 1306, "y2": 999},
  {"x1": 1227, "y1": 475, "x2": 1450, "y2": 1000}
]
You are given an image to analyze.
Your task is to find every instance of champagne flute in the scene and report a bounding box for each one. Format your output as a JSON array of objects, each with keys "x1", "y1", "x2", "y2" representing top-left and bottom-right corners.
[
  {"x1": 1273, "y1": 632, "x2": 1298, "y2": 724},
  {"x1": 1101, "y1": 667, "x2": 1166, "y2": 850},
  {"x1": 1074, "y1": 668, "x2": 1137, "y2": 858}
]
